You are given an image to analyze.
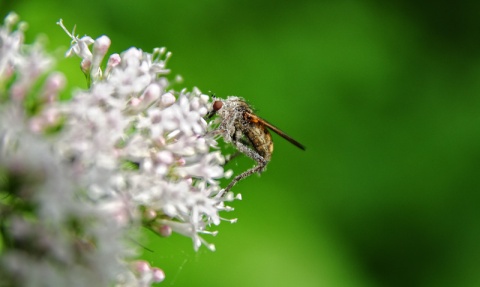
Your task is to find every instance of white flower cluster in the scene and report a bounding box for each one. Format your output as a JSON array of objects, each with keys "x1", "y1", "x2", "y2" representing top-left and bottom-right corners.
[
  {"x1": 0, "y1": 13, "x2": 239, "y2": 286},
  {"x1": 0, "y1": 14, "x2": 128, "y2": 287},
  {"x1": 56, "y1": 18, "x2": 238, "y2": 250},
  {"x1": 0, "y1": 110, "x2": 128, "y2": 287}
]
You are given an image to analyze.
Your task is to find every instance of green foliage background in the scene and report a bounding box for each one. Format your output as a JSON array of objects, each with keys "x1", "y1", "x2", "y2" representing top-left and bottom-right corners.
[{"x1": 2, "y1": 0, "x2": 480, "y2": 286}]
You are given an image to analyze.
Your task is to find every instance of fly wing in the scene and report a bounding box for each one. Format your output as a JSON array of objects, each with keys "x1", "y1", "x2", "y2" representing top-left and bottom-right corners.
[{"x1": 244, "y1": 111, "x2": 306, "y2": 150}]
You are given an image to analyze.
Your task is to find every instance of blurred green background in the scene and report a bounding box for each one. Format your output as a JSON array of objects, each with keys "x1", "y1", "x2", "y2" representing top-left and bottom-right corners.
[{"x1": 3, "y1": 0, "x2": 480, "y2": 286}]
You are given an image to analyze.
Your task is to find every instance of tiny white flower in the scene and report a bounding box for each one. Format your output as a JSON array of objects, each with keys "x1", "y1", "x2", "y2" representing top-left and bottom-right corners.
[{"x1": 160, "y1": 92, "x2": 176, "y2": 107}]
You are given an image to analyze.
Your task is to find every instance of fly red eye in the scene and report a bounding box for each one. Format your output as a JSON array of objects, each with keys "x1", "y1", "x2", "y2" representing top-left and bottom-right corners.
[{"x1": 213, "y1": 101, "x2": 223, "y2": 111}]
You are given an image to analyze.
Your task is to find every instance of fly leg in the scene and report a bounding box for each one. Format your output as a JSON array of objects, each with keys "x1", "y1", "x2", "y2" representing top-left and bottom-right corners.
[
  {"x1": 224, "y1": 140, "x2": 268, "y2": 192},
  {"x1": 206, "y1": 128, "x2": 241, "y2": 165},
  {"x1": 224, "y1": 137, "x2": 251, "y2": 165}
]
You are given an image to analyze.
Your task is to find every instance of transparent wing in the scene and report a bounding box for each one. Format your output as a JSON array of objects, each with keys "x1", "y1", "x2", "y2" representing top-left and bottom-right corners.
[{"x1": 244, "y1": 111, "x2": 305, "y2": 150}]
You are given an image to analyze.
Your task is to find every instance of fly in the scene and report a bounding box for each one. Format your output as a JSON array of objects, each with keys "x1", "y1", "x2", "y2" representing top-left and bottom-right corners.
[{"x1": 207, "y1": 96, "x2": 305, "y2": 192}]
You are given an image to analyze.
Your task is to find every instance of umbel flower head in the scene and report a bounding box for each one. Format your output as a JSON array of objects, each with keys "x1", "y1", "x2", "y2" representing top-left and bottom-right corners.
[
  {"x1": 55, "y1": 18, "x2": 239, "y2": 250},
  {"x1": 0, "y1": 13, "x2": 239, "y2": 286}
]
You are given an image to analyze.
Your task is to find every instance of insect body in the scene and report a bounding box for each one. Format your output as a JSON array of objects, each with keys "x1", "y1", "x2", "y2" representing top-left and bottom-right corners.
[{"x1": 208, "y1": 96, "x2": 305, "y2": 192}]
